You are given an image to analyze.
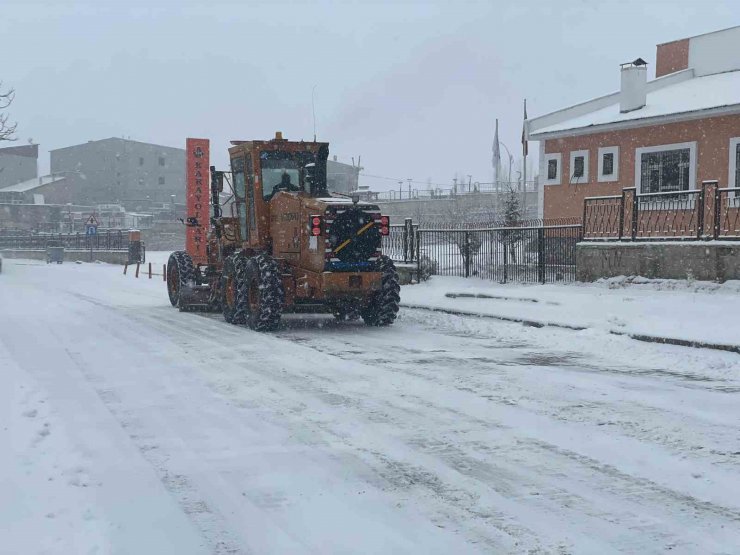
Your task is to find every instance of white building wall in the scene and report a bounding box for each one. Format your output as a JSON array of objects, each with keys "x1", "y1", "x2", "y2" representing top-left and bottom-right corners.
[{"x1": 688, "y1": 25, "x2": 740, "y2": 77}]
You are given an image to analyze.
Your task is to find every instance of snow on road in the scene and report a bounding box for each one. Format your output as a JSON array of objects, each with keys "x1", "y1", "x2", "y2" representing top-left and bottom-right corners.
[{"x1": 2, "y1": 255, "x2": 740, "y2": 554}]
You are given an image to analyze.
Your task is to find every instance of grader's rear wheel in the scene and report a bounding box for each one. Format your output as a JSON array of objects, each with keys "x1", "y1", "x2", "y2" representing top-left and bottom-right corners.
[
  {"x1": 361, "y1": 255, "x2": 400, "y2": 326},
  {"x1": 238, "y1": 253, "x2": 284, "y2": 332},
  {"x1": 167, "y1": 251, "x2": 196, "y2": 309}
]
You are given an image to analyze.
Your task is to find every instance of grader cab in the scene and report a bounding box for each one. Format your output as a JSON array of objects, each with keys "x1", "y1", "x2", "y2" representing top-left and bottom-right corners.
[{"x1": 166, "y1": 133, "x2": 400, "y2": 331}]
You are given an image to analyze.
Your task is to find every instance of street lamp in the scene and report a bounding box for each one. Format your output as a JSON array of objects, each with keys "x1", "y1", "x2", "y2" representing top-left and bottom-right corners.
[{"x1": 499, "y1": 142, "x2": 514, "y2": 185}]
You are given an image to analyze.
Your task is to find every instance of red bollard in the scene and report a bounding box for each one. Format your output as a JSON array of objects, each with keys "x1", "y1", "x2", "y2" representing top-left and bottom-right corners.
[
  {"x1": 162, "y1": 264, "x2": 167, "y2": 281},
  {"x1": 148, "y1": 262, "x2": 152, "y2": 279}
]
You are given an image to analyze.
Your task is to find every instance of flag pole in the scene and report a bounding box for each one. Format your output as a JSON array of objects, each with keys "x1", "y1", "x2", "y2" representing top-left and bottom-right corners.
[{"x1": 522, "y1": 99, "x2": 528, "y2": 215}]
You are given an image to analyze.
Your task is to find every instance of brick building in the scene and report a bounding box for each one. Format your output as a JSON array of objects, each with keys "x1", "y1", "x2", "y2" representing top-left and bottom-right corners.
[
  {"x1": 527, "y1": 26, "x2": 740, "y2": 220},
  {"x1": 50, "y1": 138, "x2": 185, "y2": 208}
]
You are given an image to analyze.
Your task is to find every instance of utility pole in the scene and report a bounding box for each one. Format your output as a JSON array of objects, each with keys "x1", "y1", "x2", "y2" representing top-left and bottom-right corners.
[
  {"x1": 407, "y1": 178, "x2": 412, "y2": 199},
  {"x1": 398, "y1": 181, "x2": 403, "y2": 200},
  {"x1": 467, "y1": 175, "x2": 472, "y2": 193}
]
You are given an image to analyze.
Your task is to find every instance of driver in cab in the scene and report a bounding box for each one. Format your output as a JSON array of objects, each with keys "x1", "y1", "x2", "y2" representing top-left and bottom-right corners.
[{"x1": 272, "y1": 170, "x2": 302, "y2": 195}]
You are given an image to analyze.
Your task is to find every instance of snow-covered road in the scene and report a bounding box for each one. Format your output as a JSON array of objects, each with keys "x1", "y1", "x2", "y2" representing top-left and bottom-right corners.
[{"x1": 2, "y1": 256, "x2": 740, "y2": 554}]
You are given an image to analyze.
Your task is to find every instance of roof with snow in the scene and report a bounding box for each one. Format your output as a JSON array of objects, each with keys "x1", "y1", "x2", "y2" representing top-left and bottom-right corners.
[
  {"x1": 529, "y1": 70, "x2": 740, "y2": 138},
  {"x1": 0, "y1": 143, "x2": 39, "y2": 158},
  {"x1": 0, "y1": 174, "x2": 66, "y2": 193}
]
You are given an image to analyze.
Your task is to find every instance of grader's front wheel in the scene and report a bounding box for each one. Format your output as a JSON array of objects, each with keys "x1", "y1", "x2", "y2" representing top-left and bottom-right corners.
[{"x1": 167, "y1": 251, "x2": 196, "y2": 309}]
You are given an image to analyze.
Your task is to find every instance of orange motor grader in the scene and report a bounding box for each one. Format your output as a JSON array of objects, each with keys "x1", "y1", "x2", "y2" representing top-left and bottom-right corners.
[{"x1": 166, "y1": 133, "x2": 400, "y2": 331}]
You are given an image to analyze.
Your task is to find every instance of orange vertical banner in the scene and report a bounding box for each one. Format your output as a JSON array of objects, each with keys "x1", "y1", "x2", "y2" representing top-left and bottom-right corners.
[{"x1": 186, "y1": 138, "x2": 210, "y2": 264}]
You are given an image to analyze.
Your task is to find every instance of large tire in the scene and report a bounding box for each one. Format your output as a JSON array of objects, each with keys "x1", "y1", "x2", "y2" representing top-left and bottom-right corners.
[
  {"x1": 221, "y1": 254, "x2": 246, "y2": 324},
  {"x1": 361, "y1": 255, "x2": 400, "y2": 326},
  {"x1": 238, "y1": 254, "x2": 285, "y2": 332},
  {"x1": 167, "y1": 251, "x2": 196, "y2": 309}
]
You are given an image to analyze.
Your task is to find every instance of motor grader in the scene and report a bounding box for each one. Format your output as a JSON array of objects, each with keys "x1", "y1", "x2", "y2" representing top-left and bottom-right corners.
[{"x1": 166, "y1": 133, "x2": 400, "y2": 331}]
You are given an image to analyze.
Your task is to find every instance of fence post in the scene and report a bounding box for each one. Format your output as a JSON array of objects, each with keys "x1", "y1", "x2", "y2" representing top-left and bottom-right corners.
[
  {"x1": 403, "y1": 218, "x2": 412, "y2": 263},
  {"x1": 407, "y1": 219, "x2": 415, "y2": 263},
  {"x1": 416, "y1": 229, "x2": 422, "y2": 282},
  {"x1": 464, "y1": 231, "x2": 471, "y2": 278},
  {"x1": 698, "y1": 182, "x2": 707, "y2": 239},
  {"x1": 714, "y1": 182, "x2": 722, "y2": 239},
  {"x1": 537, "y1": 227, "x2": 545, "y2": 284},
  {"x1": 618, "y1": 189, "x2": 626, "y2": 240},
  {"x1": 631, "y1": 189, "x2": 638, "y2": 240},
  {"x1": 502, "y1": 241, "x2": 508, "y2": 284}
]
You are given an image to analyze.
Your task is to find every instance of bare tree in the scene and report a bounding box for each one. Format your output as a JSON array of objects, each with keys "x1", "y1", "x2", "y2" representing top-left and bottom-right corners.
[{"x1": 0, "y1": 82, "x2": 18, "y2": 142}]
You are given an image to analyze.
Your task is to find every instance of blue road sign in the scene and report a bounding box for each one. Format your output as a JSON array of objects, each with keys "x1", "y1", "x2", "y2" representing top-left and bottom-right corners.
[{"x1": 86, "y1": 224, "x2": 98, "y2": 236}]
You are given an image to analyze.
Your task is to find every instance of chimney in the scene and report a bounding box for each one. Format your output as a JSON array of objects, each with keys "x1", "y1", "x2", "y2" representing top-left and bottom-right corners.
[{"x1": 620, "y1": 58, "x2": 648, "y2": 113}]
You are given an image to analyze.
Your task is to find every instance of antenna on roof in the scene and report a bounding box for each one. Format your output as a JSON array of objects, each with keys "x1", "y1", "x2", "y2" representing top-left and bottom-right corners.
[{"x1": 311, "y1": 85, "x2": 317, "y2": 142}]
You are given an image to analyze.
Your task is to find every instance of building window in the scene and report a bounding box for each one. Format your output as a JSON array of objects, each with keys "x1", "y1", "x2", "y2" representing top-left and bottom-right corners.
[
  {"x1": 139, "y1": 157, "x2": 144, "y2": 166},
  {"x1": 597, "y1": 146, "x2": 619, "y2": 182},
  {"x1": 159, "y1": 156, "x2": 165, "y2": 166},
  {"x1": 158, "y1": 176, "x2": 165, "y2": 185},
  {"x1": 730, "y1": 137, "x2": 740, "y2": 189},
  {"x1": 635, "y1": 142, "x2": 696, "y2": 194},
  {"x1": 569, "y1": 150, "x2": 589, "y2": 183},
  {"x1": 543, "y1": 153, "x2": 561, "y2": 185}
]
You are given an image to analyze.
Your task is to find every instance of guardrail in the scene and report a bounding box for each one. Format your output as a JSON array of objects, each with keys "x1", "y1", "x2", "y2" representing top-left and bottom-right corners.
[{"x1": 583, "y1": 181, "x2": 740, "y2": 241}]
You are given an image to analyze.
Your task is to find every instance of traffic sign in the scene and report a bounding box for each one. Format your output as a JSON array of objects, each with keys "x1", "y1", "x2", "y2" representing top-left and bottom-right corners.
[{"x1": 86, "y1": 224, "x2": 98, "y2": 236}]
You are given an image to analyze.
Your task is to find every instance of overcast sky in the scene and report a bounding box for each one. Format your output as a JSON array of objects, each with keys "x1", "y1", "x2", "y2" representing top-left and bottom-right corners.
[{"x1": 2, "y1": 0, "x2": 738, "y2": 191}]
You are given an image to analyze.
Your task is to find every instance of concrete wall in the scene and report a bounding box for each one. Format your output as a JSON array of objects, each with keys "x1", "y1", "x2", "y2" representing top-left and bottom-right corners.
[
  {"x1": 576, "y1": 241, "x2": 740, "y2": 282},
  {"x1": 140, "y1": 221, "x2": 185, "y2": 251},
  {"x1": 376, "y1": 190, "x2": 540, "y2": 225}
]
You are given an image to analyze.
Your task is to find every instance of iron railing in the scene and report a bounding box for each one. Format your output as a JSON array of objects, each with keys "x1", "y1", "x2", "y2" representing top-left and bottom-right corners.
[
  {"x1": 414, "y1": 224, "x2": 582, "y2": 283},
  {"x1": 583, "y1": 181, "x2": 740, "y2": 241},
  {"x1": 385, "y1": 219, "x2": 418, "y2": 263}
]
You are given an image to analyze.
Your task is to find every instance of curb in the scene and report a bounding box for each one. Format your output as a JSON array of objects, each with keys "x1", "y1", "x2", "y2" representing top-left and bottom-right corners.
[{"x1": 400, "y1": 303, "x2": 740, "y2": 355}]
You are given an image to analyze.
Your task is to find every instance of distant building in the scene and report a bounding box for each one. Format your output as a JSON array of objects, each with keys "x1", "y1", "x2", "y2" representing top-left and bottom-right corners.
[
  {"x1": 326, "y1": 156, "x2": 361, "y2": 195},
  {"x1": 527, "y1": 25, "x2": 740, "y2": 220},
  {"x1": 0, "y1": 144, "x2": 38, "y2": 189},
  {"x1": 0, "y1": 175, "x2": 70, "y2": 205},
  {"x1": 50, "y1": 138, "x2": 185, "y2": 208}
]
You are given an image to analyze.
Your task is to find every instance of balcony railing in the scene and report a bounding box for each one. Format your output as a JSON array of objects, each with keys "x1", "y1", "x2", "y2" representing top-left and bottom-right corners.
[{"x1": 583, "y1": 181, "x2": 740, "y2": 241}]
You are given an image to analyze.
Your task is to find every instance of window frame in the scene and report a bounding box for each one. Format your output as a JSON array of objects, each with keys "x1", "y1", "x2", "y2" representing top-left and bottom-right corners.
[
  {"x1": 158, "y1": 176, "x2": 165, "y2": 185},
  {"x1": 729, "y1": 137, "x2": 740, "y2": 190},
  {"x1": 569, "y1": 149, "x2": 589, "y2": 184},
  {"x1": 634, "y1": 141, "x2": 697, "y2": 196},
  {"x1": 543, "y1": 152, "x2": 562, "y2": 186},
  {"x1": 597, "y1": 146, "x2": 619, "y2": 183}
]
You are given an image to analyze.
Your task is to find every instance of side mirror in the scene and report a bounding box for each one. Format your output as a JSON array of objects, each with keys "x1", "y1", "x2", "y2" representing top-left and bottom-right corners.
[{"x1": 210, "y1": 166, "x2": 224, "y2": 193}]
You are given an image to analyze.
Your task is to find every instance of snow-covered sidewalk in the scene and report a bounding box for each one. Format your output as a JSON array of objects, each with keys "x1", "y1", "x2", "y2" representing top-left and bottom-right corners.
[{"x1": 402, "y1": 275, "x2": 740, "y2": 350}]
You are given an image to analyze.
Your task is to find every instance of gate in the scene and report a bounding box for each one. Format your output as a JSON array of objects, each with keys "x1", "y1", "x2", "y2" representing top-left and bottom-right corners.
[{"x1": 414, "y1": 224, "x2": 582, "y2": 283}]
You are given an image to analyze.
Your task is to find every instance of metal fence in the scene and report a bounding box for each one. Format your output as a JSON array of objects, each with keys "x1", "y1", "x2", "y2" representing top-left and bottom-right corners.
[
  {"x1": 385, "y1": 219, "x2": 418, "y2": 263},
  {"x1": 583, "y1": 181, "x2": 740, "y2": 241},
  {"x1": 0, "y1": 230, "x2": 130, "y2": 251},
  {"x1": 409, "y1": 224, "x2": 582, "y2": 283}
]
